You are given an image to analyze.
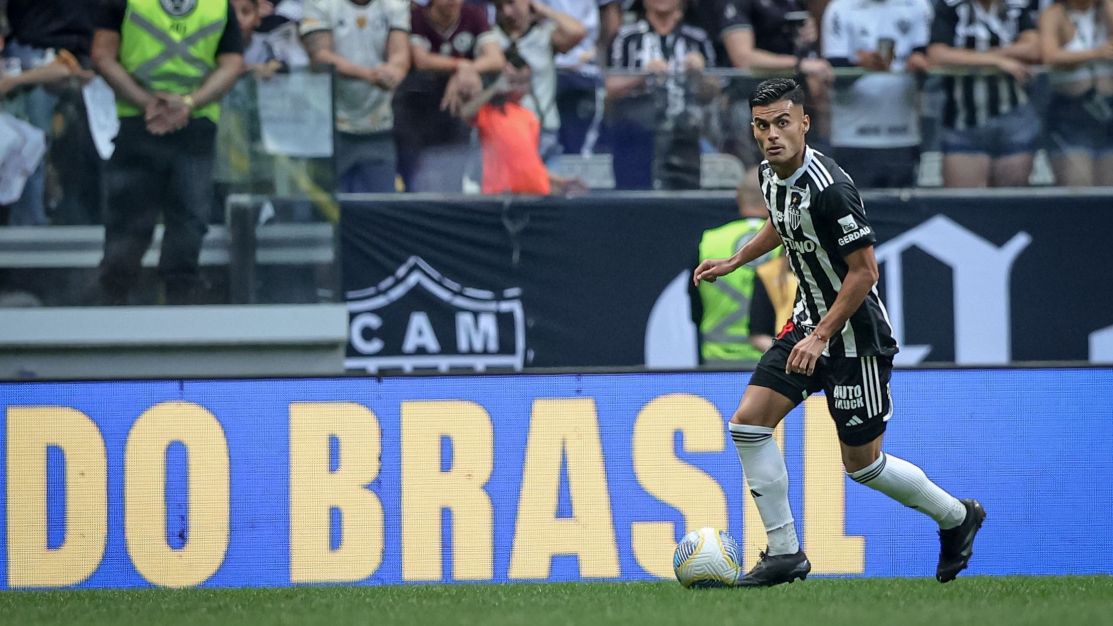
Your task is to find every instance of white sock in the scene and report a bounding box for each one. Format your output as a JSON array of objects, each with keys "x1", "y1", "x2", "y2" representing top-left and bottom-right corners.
[
  {"x1": 729, "y1": 423, "x2": 799, "y2": 555},
  {"x1": 849, "y1": 452, "x2": 967, "y2": 529}
]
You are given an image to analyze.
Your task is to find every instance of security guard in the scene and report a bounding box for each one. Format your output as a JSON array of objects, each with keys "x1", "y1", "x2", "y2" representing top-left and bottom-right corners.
[
  {"x1": 692, "y1": 168, "x2": 787, "y2": 364},
  {"x1": 92, "y1": 0, "x2": 243, "y2": 304}
]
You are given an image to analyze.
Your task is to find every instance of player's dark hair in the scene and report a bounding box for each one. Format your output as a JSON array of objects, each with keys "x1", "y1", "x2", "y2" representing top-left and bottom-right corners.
[{"x1": 749, "y1": 78, "x2": 806, "y2": 109}]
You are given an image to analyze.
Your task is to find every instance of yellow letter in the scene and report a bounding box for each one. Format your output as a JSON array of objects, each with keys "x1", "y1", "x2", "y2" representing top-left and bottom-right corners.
[
  {"x1": 803, "y1": 396, "x2": 864, "y2": 574},
  {"x1": 630, "y1": 394, "x2": 727, "y2": 578},
  {"x1": 742, "y1": 427, "x2": 784, "y2": 569},
  {"x1": 7, "y1": 407, "x2": 107, "y2": 587},
  {"x1": 289, "y1": 402, "x2": 383, "y2": 583},
  {"x1": 400, "y1": 401, "x2": 494, "y2": 581},
  {"x1": 508, "y1": 398, "x2": 619, "y2": 579},
  {"x1": 125, "y1": 402, "x2": 230, "y2": 588}
]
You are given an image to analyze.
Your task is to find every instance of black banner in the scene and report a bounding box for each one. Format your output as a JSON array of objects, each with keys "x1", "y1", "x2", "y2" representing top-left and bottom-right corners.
[{"x1": 340, "y1": 191, "x2": 1113, "y2": 370}]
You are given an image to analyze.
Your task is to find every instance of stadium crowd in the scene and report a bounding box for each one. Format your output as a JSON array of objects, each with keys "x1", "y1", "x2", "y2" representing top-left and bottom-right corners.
[{"x1": 1, "y1": 0, "x2": 1112, "y2": 226}]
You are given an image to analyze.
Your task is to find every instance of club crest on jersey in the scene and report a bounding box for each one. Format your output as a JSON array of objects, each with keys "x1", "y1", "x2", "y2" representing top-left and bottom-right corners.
[
  {"x1": 160, "y1": 0, "x2": 197, "y2": 17},
  {"x1": 786, "y1": 190, "x2": 804, "y2": 230}
]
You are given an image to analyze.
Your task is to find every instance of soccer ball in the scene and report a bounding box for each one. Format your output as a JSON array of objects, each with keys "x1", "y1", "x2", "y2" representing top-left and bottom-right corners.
[{"x1": 672, "y1": 528, "x2": 743, "y2": 588}]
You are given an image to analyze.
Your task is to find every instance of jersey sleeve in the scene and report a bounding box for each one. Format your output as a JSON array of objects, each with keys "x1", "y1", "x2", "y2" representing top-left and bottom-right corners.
[
  {"x1": 389, "y1": 0, "x2": 411, "y2": 33},
  {"x1": 300, "y1": 0, "x2": 332, "y2": 36},
  {"x1": 217, "y1": 1, "x2": 244, "y2": 55},
  {"x1": 724, "y1": 0, "x2": 754, "y2": 31},
  {"x1": 913, "y1": 0, "x2": 934, "y2": 48},
  {"x1": 929, "y1": 0, "x2": 957, "y2": 46},
  {"x1": 609, "y1": 29, "x2": 630, "y2": 67},
  {"x1": 821, "y1": 2, "x2": 852, "y2": 61},
  {"x1": 817, "y1": 182, "x2": 876, "y2": 256},
  {"x1": 95, "y1": 0, "x2": 128, "y2": 32}
]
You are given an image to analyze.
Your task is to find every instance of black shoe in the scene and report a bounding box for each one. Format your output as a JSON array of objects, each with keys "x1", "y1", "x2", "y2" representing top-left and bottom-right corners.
[
  {"x1": 735, "y1": 549, "x2": 811, "y2": 587},
  {"x1": 936, "y1": 498, "x2": 986, "y2": 583}
]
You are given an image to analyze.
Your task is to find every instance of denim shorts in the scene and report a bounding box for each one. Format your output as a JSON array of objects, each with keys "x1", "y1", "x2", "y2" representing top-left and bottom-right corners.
[
  {"x1": 1046, "y1": 92, "x2": 1113, "y2": 158},
  {"x1": 940, "y1": 103, "x2": 1041, "y2": 157}
]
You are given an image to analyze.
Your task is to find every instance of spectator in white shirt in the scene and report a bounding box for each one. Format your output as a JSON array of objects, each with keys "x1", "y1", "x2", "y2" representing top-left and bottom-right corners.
[{"x1": 300, "y1": 0, "x2": 410, "y2": 192}]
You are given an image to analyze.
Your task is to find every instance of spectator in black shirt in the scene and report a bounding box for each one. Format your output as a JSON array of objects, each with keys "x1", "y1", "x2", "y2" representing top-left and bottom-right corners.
[
  {"x1": 606, "y1": 0, "x2": 717, "y2": 189},
  {"x1": 928, "y1": 0, "x2": 1041, "y2": 187},
  {"x1": 93, "y1": 0, "x2": 244, "y2": 304}
]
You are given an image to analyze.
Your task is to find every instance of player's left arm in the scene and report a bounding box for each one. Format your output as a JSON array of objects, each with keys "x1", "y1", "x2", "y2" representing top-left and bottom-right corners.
[
  {"x1": 785, "y1": 182, "x2": 878, "y2": 376},
  {"x1": 786, "y1": 247, "x2": 877, "y2": 375}
]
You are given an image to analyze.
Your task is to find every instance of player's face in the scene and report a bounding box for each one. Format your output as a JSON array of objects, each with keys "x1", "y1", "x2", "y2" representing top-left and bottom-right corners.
[{"x1": 751, "y1": 100, "x2": 810, "y2": 167}]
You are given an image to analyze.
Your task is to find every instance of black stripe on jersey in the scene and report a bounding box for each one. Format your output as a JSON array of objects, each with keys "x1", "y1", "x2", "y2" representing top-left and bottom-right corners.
[{"x1": 760, "y1": 152, "x2": 898, "y2": 358}]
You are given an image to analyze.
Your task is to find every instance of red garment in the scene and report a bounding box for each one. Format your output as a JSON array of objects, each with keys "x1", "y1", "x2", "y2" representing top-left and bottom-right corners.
[
  {"x1": 410, "y1": 3, "x2": 490, "y2": 59},
  {"x1": 475, "y1": 102, "x2": 550, "y2": 195}
]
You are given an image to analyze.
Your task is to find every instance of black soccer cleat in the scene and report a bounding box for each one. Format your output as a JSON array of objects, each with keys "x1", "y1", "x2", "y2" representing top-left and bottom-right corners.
[
  {"x1": 734, "y1": 550, "x2": 811, "y2": 587},
  {"x1": 936, "y1": 498, "x2": 987, "y2": 583}
]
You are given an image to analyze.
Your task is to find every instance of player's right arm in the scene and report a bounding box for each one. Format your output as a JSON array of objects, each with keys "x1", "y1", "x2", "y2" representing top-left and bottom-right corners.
[{"x1": 692, "y1": 219, "x2": 780, "y2": 286}]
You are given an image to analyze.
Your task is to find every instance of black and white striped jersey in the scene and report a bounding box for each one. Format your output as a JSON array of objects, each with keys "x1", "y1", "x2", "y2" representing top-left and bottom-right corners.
[
  {"x1": 930, "y1": 0, "x2": 1036, "y2": 130},
  {"x1": 759, "y1": 147, "x2": 899, "y2": 358}
]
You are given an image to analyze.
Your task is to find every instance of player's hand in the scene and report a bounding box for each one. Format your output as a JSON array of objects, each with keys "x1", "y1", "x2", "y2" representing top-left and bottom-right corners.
[
  {"x1": 785, "y1": 333, "x2": 827, "y2": 376},
  {"x1": 692, "y1": 257, "x2": 738, "y2": 286}
]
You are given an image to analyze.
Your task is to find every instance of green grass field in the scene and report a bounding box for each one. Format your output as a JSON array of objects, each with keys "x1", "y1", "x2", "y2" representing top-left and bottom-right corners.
[{"x1": 2, "y1": 576, "x2": 1110, "y2": 626}]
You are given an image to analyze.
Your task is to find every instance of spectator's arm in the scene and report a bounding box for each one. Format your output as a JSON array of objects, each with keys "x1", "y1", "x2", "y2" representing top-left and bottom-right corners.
[
  {"x1": 598, "y1": 1, "x2": 621, "y2": 63},
  {"x1": 92, "y1": 29, "x2": 158, "y2": 109},
  {"x1": 532, "y1": 1, "x2": 587, "y2": 54},
  {"x1": 302, "y1": 30, "x2": 376, "y2": 81},
  {"x1": 998, "y1": 29, "x2": 1040, "y2": 63},
  {"x1": 721, "y1": 28, "x2": 797, "y2": 70},
  {"x1": 457, "y1": 79, "x2": 501, "y2": 121},
  {"x1": 472, "y1": 37, "x2": 507, "y2": 74},
  {"x1": 375, "y1": 29, "x2": 411, "y2": 89},
  {"x1": 186, "y1": 52, "x2": 245, "y2": 108},
  {"x1": 411, "y1": 36, "x2": 458, "y2": 72}
]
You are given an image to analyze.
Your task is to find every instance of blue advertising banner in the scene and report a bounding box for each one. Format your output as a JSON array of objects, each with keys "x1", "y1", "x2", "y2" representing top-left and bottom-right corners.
[{"x1": 2, "y1": 368, "x2": 1111, "y2": 589}]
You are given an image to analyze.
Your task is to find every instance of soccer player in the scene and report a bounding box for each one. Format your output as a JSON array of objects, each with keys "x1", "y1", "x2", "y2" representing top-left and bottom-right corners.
[{"x1": 693, "y1": 77, "x2": 985, "y2": 587}]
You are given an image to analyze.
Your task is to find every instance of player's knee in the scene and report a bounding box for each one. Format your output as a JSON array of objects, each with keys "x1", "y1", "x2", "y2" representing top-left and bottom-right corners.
[
  {"x1": 840, "y1": 440, "x2": 882, "y2": 473},
  {"x1": 729, "y1": 407, "x2": 773, "y2": 427}
]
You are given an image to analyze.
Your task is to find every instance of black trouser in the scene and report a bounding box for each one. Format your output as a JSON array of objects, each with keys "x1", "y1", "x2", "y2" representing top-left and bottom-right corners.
[{"x1": 100, "y1": 117, "x2": 215, "y2": 304}]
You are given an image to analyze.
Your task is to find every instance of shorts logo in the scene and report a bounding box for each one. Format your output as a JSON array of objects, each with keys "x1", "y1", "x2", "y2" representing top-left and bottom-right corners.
[
  {"x1": 159, "y1": 0, "x2": 197, "y2": 17},
  {"x1": 838, "y1": 215, "x2": 859, "y2": 233},
  {"x1": 832, "y1": 384, "x2": 865, "y2": 410}
]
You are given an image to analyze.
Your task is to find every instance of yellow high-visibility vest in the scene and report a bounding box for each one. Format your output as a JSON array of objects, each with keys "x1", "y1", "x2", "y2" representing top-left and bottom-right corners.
[
  {"x1": 697, "y1": 218, "x2": 771, "y2": 363},
  {"x1": 117, "y1": 0, "x2": 228, "y2": 122}
]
